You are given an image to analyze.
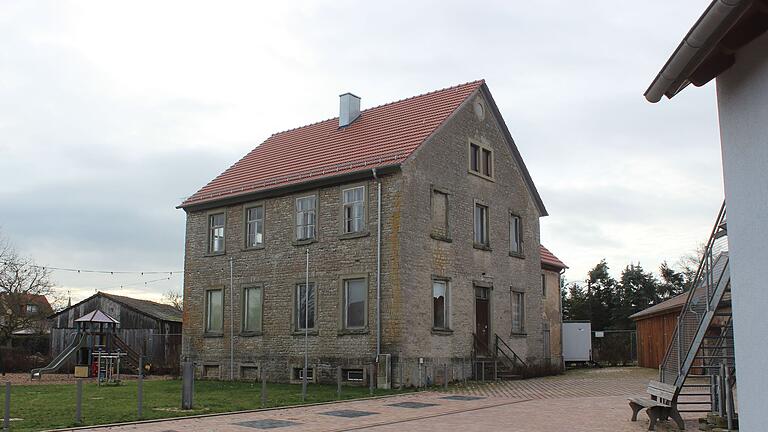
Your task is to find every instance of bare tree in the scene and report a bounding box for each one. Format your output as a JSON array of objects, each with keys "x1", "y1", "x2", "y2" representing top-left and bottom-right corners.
[
  {"x1": 0, "y1": 232, "x2": 55, "y2": 345},
  {"x1": 162, "y1": 288, "x2": 183, "y2": 312}
]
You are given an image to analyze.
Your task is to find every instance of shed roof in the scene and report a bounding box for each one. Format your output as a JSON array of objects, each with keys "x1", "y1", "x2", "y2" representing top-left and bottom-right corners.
[
  {"x1": 629, "y1": 292, "x2": 688, "y2": 320},
  {"x1": 178, "y1": 80, "x2": 547, "y2": 216},
  {"x1": 100, "y1": 293, "x2": 182, "y2": 323},
  {"x1": 50, "y1": 292, "x2": 182, "y2": 323}
]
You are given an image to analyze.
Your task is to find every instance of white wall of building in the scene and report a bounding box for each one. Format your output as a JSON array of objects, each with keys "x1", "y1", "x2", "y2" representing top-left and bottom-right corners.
[{"x1": 716, "y1": 31, "x2": 768, "y2": 431}]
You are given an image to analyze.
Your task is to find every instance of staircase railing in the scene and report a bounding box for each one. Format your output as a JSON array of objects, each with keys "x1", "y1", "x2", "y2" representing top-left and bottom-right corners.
[
  {"x1": 495, "y1": 334, "x2": 527, "y2": 369},
  {"x1": 659, "y1": 201, "x2": 729, "y2": 386}
]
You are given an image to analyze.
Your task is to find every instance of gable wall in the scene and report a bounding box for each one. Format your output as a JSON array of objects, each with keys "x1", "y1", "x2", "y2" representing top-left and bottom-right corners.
[{"x1": 398, "y1": 88, "x2": 545, "y2": 365}]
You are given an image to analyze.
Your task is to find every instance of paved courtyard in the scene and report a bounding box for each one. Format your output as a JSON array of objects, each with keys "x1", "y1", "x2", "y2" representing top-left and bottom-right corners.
[{"x1": 82, "y1": 368, "x2": 702, "y2": 432}]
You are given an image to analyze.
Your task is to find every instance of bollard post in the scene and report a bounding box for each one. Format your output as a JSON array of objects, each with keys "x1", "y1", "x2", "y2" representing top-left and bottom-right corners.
[
  {"x1": 181, "y1": 361, "x2": 194, "y2": 410},
  {"x1": 260, "y1": 367, "x2": 267, "y2": 409},
  {"x1": 444, "y1": 363, "x2": 448, "y2": 390},
  {"x1": 368, "y1": 364, "x2": 374, "y2": 396},
  {"x1": 4, "y1": 382, "x2": 10, "y2": 432},
  {"x1": 137, "y1": 354, "x2": 144, "y2": 419},
  {"x1": 137, "y1": 372, "x2": 143, "y2": 419},
  {"x1": 75, "y1": 379, "x2": 83, "y2": 425},
  {"x1": 336, "y1": 366, "x2": 342, "y2": 400}
]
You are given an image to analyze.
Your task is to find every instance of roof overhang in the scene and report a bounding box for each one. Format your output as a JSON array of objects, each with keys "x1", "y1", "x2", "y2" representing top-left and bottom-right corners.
[
  {"x1": 179, "y1": 164, "x2": 401, "y2": 212},
  {"x1": 645, "y1": 0, "x2": 768, "y2": 103}
]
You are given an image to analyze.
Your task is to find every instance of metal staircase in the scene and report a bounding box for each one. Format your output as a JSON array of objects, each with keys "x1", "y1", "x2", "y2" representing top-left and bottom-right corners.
[{"x1": 658, "y1": 202, "x2": 736, "y2": 426}]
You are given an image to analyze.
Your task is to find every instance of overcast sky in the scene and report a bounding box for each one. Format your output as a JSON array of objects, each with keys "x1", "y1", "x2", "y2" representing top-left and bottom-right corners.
[{"x1": 0, "y1": 1, "x2": 724, "y2": 303}]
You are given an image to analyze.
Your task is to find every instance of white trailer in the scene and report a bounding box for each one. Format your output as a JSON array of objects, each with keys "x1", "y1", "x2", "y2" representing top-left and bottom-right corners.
[{"x1": 562, "y1": 321, "x2": 592, "y2": 362}]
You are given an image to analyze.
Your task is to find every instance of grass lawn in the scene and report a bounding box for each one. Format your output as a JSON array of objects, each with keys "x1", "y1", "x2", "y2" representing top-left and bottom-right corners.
[{"x1": 7, "y1": 379, "x2": 406, "y2": 431}]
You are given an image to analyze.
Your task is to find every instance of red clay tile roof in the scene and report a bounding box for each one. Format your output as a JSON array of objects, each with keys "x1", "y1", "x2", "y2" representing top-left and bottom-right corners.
[
  {"x1": 180, "y1": 80, "x2": 485, "y2": 208},
  {"x1": 540, "y1": 245, "x2": 567, "y2": 270}
]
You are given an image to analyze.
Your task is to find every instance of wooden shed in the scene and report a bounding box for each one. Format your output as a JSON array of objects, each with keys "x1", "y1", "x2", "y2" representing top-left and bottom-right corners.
[
  {"x1": 49, "y1": 292, "x2": 182, "y2": 374},
  {"x1": 631, "y1": 292, "x2": 731, "y2": 369}
]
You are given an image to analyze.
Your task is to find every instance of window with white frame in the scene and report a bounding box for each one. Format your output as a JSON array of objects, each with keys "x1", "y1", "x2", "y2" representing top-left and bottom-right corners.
[
  {"x1": 510, "y1": 214, "x2": 522, "y2": 254},
  {"x1": 242, "y1": 286, "x2": 263, "y2": 333},
  {"x1": 511, "y1": 290, "x2": 525, "y2": 334},
  {"x1": 342, "y1": 186, "x2": 365, "y2": 234},
  {"x1": 246, "y1": 206, "x2": 264, "y2": 248},
  {"x1": 432, "y1": 279, "x2": 449, "y2": 329},
  {"x1": 296, "y1": 283, "x2": 316, "y2": 330},
  {"x1": 469, "y1": 142, "x2": 493, "y2": 178},
  {"x1": 294, "y1": 367, "x2": 314, "y2": 380},
  {"x1": 205, "y1": 289, "x2": 224, "y2": 333},
  {"x1": 343, "y1": 278, "x2": 366, "y2": 329},
  {"x1": 25, "y1": 304, "x2": 39, "y2": 314},
  {"x1": 208, "y1": 213, "x2": 225, "y2": 253},
  {"x1": 296, "y1": 196, "x2": 317, "y2": 240},
  {"x1": 474, "y1": 203, "x2": 489, "y2": 247}
]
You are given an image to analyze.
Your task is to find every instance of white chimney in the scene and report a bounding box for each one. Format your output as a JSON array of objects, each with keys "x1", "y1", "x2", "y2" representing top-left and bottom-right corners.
[{"x1": 339, "y1": 93, "x2": 361, "y2": 127}]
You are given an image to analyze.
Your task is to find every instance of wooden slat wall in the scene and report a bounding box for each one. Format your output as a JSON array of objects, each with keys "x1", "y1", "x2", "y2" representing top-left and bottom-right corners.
[{"x1": 636, "y1": 312, "x2": 679, "y2": 369}]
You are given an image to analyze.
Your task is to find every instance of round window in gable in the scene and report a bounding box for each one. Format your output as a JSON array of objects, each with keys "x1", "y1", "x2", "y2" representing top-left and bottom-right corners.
[{"x1": 474, "y1": 100, "x2": 485, "y2": 121}]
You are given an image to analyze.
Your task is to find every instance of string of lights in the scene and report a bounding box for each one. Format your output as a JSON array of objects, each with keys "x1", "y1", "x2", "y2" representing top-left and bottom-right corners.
[
  {"x1": 100, "y1": 275, "x2": 176, "y2": 291},
  {"x1": 0, "y1": 261, "x2": 181, "y2": 276}
]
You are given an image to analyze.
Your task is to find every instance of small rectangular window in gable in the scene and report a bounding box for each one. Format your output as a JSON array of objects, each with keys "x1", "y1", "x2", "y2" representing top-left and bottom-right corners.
[{"x1": 431, "y1": 189, "x2": 449, "y2": 240}]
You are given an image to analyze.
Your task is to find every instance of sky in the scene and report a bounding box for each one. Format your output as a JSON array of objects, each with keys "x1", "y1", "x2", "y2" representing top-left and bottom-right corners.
[{"x1": 0, "y1": 1, "x2": 724, "y2": 304}]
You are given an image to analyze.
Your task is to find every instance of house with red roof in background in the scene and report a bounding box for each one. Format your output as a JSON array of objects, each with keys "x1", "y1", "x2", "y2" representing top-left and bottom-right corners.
[
  {"x1": 539, "y1": 245, "x2": 567, "y2": 370},
  {"x1": 178, "y1": 80, "x2": 565, "y2": 386}
]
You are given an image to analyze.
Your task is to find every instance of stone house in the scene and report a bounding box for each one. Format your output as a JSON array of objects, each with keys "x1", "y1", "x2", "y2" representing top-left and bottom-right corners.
[
  {"x1": 178, "y1": 80, "x2": 552, "y2": 386},
  {"x1": 539, "y1": 245, "x2": 567, "y2": 370}
]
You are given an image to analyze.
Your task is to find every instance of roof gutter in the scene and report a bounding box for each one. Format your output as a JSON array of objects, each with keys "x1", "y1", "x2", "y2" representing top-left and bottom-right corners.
[
  {"x1": 179, "y1": 164, "x2": 401, "y2": 212},
  {"x1": 644, "y1": 0, "x2": 752, "y2": 103}
]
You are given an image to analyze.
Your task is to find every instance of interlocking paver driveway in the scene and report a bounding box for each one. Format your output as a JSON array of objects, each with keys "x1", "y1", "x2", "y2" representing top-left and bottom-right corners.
[{"x1": 83, "y1": 368, "x2": 702, "y2": 432}]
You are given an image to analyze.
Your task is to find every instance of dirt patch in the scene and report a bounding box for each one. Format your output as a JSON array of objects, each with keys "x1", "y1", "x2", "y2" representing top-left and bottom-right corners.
[{"x1": 0, "y1": 373, "x2": 176, "y2": 386}]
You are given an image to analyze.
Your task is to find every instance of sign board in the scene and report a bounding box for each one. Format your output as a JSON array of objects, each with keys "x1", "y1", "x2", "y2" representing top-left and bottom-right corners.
[
  {"x1": 595, "y1": 331, "x2": 605, "y2": 338},
  {"x1": 563, "y1": 321, "x2": 592, "y2": 362}
]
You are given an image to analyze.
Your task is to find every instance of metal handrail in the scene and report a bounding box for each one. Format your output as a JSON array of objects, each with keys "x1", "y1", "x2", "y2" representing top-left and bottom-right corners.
[
  {"x1": 495, "y1": 334, "x2": 527, "y2": 368},
  {"x1": 659, "y1": 201, "x2": 727, "y2": 384}
]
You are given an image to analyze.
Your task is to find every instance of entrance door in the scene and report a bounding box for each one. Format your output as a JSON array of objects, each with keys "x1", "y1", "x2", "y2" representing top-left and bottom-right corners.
[{"x1": 475, "y1": 287, "x2": 490, "y2": 354}]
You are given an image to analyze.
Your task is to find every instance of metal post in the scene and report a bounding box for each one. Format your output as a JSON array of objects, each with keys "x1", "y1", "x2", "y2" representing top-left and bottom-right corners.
[
  {"x1": 717, "y1": 372, "x2": 725, "y2": 417},
  {"x1": 4, "y1": 382, "x2": 10, "y2": 432},
  {"x1": 336, "y1": 366, "x2": 342, "y2": 400},
  {"x1": 369, "y1": 364, "x2": 374, "y2": 395},
  {"x1": 444, "y1": 363, "x2": 448, "y2": 390},
  {"x1": 375, "y1": 174, "x2": 382, "y2": 358},
  {"x1": 75, "y1": 379, "x2": 83, "y2": 424},
  {"x1": 137, "y1": 368, "x2": 143, "y2": 419},
  {"x1": 260, "y1": 367, "x2": 267, "y2": 409},
  {"x1": 229, "y1": 257, "x2": 234, "y2": 381},
  {"x1": 182, "y1": 361, "x2": 194, "y2": 410},
  {"x1": 725, "y1": 366, "x2": 734, "y2": 430},
  {"x1": 481, "y1": 361, "x2": 485, "y2": 382},
  {"x1": 302, "y1": 248, "x2": 309, "y2": 402},
  {"x1": 399, "y1": 353, "x2": 404, "y2": 390},
  {"x1": 493, "y1": 361, "x2": 498, "y2": 381}
]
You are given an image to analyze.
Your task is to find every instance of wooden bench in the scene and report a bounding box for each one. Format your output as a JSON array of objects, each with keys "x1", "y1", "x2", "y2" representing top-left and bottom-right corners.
[{"x1": 628, "y1": 380, "x2": 685, "y2": 430}]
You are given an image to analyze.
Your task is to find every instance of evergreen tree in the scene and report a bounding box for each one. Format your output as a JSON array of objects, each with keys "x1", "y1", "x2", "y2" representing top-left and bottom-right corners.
[
  {"x1": 585, "y1": 260, "x2": 618, "y2": 331},
  {"x1": 562, "y1": 282, "x2": 589, "y2": 321},
  {"x1": 615, "y1": 263, "x2": 658, "y2": 329},
  {"x1": 658, "y1": 261, "x2": 686, "y2": 299}
]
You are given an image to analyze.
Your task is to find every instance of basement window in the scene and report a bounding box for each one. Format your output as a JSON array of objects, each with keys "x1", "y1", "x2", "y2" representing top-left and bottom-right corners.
[
  {"x1": 345, "y1": 369, "x2": 364, "y2": 382},
  {"x1": 294, "y1": 367, "x2": 314, "y2": 381}
]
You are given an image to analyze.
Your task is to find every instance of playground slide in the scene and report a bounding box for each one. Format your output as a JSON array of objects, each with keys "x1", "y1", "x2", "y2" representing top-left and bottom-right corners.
[{"x1": 30, "y1": 332, "x2": 86, "y2": 379}]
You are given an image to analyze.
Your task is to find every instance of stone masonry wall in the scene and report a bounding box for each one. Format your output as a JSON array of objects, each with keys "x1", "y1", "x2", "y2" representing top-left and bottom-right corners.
[
  {"x1": 182, "y1": 174, "x2": 402, "y2": 383},
  {"x1": 396, "y1": 88, "x2": 546, "y2": 378}
]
